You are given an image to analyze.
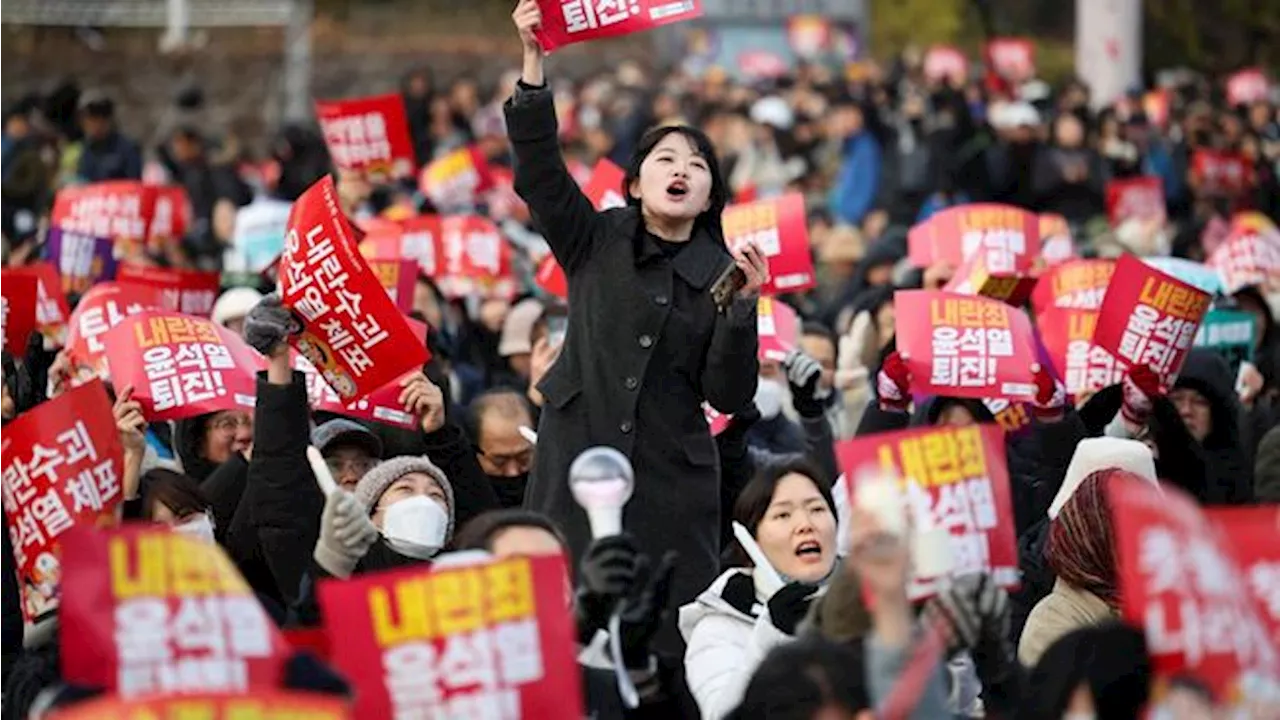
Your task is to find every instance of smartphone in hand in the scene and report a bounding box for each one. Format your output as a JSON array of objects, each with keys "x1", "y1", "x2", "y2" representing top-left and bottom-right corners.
[{"x1": 711, "y1": 263, "x2": 748, "y2": 314}]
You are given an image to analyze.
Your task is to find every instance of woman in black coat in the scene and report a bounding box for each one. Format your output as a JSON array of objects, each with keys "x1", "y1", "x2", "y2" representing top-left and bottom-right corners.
[{"x1": 506, "y1": 0, "x2": 766, "y2": 625}]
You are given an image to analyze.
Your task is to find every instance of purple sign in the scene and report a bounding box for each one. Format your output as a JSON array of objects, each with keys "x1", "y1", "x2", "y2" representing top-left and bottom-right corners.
[{"x1": 44, "y1": 227, "x2": 117, "y2": 296}]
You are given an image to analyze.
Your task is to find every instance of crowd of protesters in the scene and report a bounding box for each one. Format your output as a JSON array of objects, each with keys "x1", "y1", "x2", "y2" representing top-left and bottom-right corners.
[{"x1": 2, "y1": 0, "x2": 1280, "y2": 716}]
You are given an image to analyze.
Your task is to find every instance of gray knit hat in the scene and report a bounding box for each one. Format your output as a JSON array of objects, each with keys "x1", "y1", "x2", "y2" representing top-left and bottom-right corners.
[{"x1": 354, "y1": 455, "x2": 456, "y2": 541}]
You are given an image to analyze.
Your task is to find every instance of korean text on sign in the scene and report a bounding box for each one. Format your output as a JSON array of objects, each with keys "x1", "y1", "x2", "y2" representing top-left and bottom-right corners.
[
  {"x1": 534, "y1": 0, "x2": 703, "y2": 52},
  {"x1": 50, "y1": 180, "x2": 154, "y2": 247},
  {"x1": 907, "y1": 203, "x2": 1039, "y2": 272},
  {"x1": 58, "y1": 527, "x2": 291, "y2": 697},
  {"x1": 317, "y1": 554, "x2": 583, "y2": 720},
  {"x1": 281, "y1": 176, "x2": 427, "y2": 401},
  {"x1": 1, "y1": 380, "x2": 123, "y2": 623},
  {"x1": 116, "y1": 264, "x2": 220, "y2": 317},
  {"x1": 1030, "y1": 258, "x2": 1115, "y2": 315},
  {"x1": 723, "y1": 192, "x2": 815, "y2": 294},
  {"x1": 836, "y1": 424, "x2": 1018, "y2": 600},
  {"x1": 315, "y1": 93, "x2": 416, "y2": 180},
  {"x1": 65, "y1": 282, "x2": 167, "y2": 375},
  {"x1": 1037, "y1": 308, "x2": 1103, "y2": 396},
  {"x1": 46, "y1": 691, "x2": 351, "y2": 720},
  {"x1": 1206, "y1": 507, "x2": 1280, "y2": 653},
  {"x1": 1091, "y1": 254, "x2": 1211, "y2": 388}
]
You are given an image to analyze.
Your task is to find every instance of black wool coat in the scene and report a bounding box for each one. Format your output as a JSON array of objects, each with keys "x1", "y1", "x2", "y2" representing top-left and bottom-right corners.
[{"x1": 506, "y1": 83, "x2": 760, "y2": 615}]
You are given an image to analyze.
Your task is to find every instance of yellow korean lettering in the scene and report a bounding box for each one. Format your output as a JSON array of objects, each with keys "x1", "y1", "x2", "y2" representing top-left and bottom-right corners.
[
  {"x1": 923, "y1": 432, "x2": 961, "y2": 487},
  {"x1": 955, "y1": 426, "x2": 987, "y2": 478},
  {"x1": 371, "y1": 576, "x2": 435, "y2": 646},
  {"x1": 484, "y1": 557, "x2": 535, "y2": 623},
  {"x1": 433, "y1": 568, "x2": 485, "y2": 635}
]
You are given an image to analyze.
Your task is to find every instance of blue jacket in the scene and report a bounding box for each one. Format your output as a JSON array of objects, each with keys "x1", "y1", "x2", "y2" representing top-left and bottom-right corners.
[{"x1": 831, "y1": 132, "x2": 882, "y2": 225}]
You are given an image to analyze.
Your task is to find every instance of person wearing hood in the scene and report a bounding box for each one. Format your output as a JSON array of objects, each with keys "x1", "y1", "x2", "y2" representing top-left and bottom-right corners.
[
  {"x1": 680, "y1": 460, "x2": 838, "y2": 719},
  {"x1": 172, "y1": 409, "x2": 251, "y2": 483}
]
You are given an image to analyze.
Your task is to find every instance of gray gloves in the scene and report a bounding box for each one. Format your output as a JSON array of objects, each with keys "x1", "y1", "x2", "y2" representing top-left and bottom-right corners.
[
  {"x1": 243, "y1": 293, "x2": 301, "y2": 357},
  {"x1": 313, "y1": 489, "x2": 379, "y2": 579},
  {"x1": 923, "y1": 573, "x2": 1010, "y2": 657},
  {"x1": 784, "y1": 348, "x2": 832, "y2": 418}
]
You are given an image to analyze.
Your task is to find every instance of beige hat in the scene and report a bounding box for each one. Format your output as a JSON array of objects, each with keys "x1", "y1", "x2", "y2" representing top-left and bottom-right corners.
[{"x1": 499, "y1": 298, "x2": 545, "y2": 357}]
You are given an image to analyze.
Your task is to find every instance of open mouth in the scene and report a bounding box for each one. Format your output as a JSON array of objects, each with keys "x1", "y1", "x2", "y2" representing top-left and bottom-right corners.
[
  {"x1": 666, "y1": 180, "x2": 689, "y2": 199},
  {"x1": 795, "y1": 540, "x2": 822, "y2": 558}
]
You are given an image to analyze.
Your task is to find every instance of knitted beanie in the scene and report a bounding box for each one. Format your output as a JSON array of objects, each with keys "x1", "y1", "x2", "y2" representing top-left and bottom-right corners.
[{"x1": 354, "y1": 455, "x2": 455, "y2": 541}]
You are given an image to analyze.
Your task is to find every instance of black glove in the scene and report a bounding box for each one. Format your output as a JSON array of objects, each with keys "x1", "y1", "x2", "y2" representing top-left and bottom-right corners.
[
  {"x1": 243, "y1": 292, "x2": 301, "y2": 357},
  {"x1": 618, "y1": 551, "x2": 677, "y2": 668},
  {"x1": 767, "y1": 581, "x2": 818, "y2": 635},
  {"x1": 784, "y1": 349, "x2": 832, "y2": 419},
  {"x1": 922, "y1": 573, "x2": 1010, "y2": 657},
  {"x1": 574, "y1": 534, "x2": 640, "y2": 644}
]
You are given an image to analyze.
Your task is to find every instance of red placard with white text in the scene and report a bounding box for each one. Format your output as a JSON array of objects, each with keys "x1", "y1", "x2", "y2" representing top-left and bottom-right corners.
[
  {"x1": 757, "y1": 296, "x2": 798, "y2": 363},
  {"x1": 420, "y1": 146, "x2": 494, "y2": 211},
  {"x1": 1037, "y1": 308, "x2": 1101, "y2": 396},
  {"x1": 1089, "y1": 254, "x2": 1212, "y2": 389},
  {"x1": 923, "y1": 45, "x2": 968, "y2": 86},
  {"x1": 1105, "y1": 175, "x2": 1165, "y2": 227},
  {"x1": 367, "y1": 258, "x2": 419, "y2": 314},
  {"x1": 943, "y1": 252, "x2": 1036, "y2": 307},
  {"x1": 146, "y1": 185, "x2": 191, "y2": 253},
  {"x1": 1192, "y1": 150, "x2": 1254, "y2": 197},
  {"x1": 1209, "y1": 212, "x2": 1280, "y2": 294},
  {"x1": 59, "y1": 525, "x2": 291, "y2": 697},
  {"x1": 66, "y1": 282, "x2": 168, "y2": 376},
  {"x1": 361, "y1": 214, "x2": 442, "y2": 279},
  {"x1": 534, "y1": 0, "x2": 703, "y2": 52},
  {"x1": 1110, "y1": 480, "x2": 1279, "y2": 705},
  {"x1": 316, "y1": 93, "x2": 416, "y2": 181},
  {"x1": 1, "y1": 380, "x2": 123, "y2": 623},
  {"x1": 295, "y1": 353, "x2": 418, "y2": 431},
  {"x1": 582, "y1": 158, "x2": 628, "y2": 210},
  {"x1": 21, "y1": 262, "x2": 72, "y2": 345},
  {"x1": 985, "y1": 38, "x2": 1035, "y2": 83},
  {"x1": 1037, "y1": 214, "x2": 1076, "y2": 268},
  {"x1": 723, "y1": 192, "x2": 815, "y2": 294},
  {"x1": 50, "y1": 181, "x2": 155, "y2": 251},
  {"x1": 1226, "y1": 68, "x2": 1270, "y2": 107},
  {"x1": 895, "y1": 290, "x2": 1039, "y2": 401},
  {"x1": 48, "y1": 692, "x2": 351, "y2": 720},
  {"x1": 437, "y1": 215, "x2": 515, "y2": 300},
  {"x1": 1, "y1": 270, "x2": 38, "y2": 355},
  {"x1": 1030, "y1": 259, "x2": 1116, "y2": 316},
  {"x1": 836, "y1": 424, "x2": 1018, "y2": 600},
  {"x1": 1206, "y1": 507, "x2": 1280, "y2": 653},
  {"x1": 486, "y1": 166, "x2": 529, "y2": 223},
  {"x1": 116, "y1": 264, "x2": 221, "y2": 317},
  {"x1": 908, "y1": 204, "x2": 1039, "y2": 272},
  {"x1": 317, "y1": 554, "x2": 583, "y2": 719},
  {"x1": 101, "y1": 311, "x2": 263, "y2": 420},
  {"x1": 281, "y1": 176, "x2": 428, "y2": 402}
]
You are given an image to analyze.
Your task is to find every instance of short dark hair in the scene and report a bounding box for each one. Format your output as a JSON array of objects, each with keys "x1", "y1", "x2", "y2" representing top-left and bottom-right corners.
[
  {"x1": 623, "y1": 124, "x2": 728, "y2": 242},
  {"x1": 727, "y1": 638, "x2": 869, "y2": 720},
  {"x1": 140, "y1": 469, "x2": 209, "y2": 521},
  {"x1": 727, "y1": 458, "x2": 835, "y2": 567},
  {"x1": 453, "y1": 509, "x2": 566, "y2": 552},
  {"x1": 465, "y1": 388, "x2": 533, "y2": 444},
  {"x1": 800, "y1": 320, "x2": 836, "y2": 346}
]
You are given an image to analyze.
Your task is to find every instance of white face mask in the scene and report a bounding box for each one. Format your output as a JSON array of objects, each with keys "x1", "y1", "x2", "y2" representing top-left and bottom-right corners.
[
  {"x1": 382, "y1": 495, "x2": 449, "y2": 559},
  {"x1": 754, "y1": 379, "x2": 786, "y2": 420},
  {"x1": 173, "y1": 513, "x2": 215, "y2": 543}
]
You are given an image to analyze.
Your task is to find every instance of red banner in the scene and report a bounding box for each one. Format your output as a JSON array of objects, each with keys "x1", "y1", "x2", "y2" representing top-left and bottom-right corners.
[
  {"x1": 1206, "y1": 507, "x2": 1280, "y2": 653},
  {"x1": 59, "y1": 525, "x2": 291, "y2": 697},
  {"x1": 923, "y1": 45, "x2": 968, "y2": 86},
  {"x1": 1226, "y1": 68, "x2": 1270, "y2": 107},
  {"x1": 582, "y1": 158, "x2": 628, "y2": 210},
  {"x1": 117, "y1": 264, "x2": 221, "y2": 317},
  {"x1": 1037, "y1": 213, "x2": 1076, "y2": 268},
  {"x1": 1037, "y1": 307, "x2": 1101, "y2": 396},
  {"x1": 420, "y1": 146, "x2": 494, "y2": 211},
  {"x1": 101, "y1": 310, "x2": 263, "y2": 421},
  {"x1": 836, "y1": 424, "x2": 1018, "y2": 600},
  {"x1": 1090, "y1": 254, "x2": 1212, "y2": 388},
  {"x1": 316, "y1": 93, "x2": 417, "y2": 181},
  {"x1": 146, "y1": 185, "x2": 192, "y2": 253},
  {"x1": 1192, "y1": 150, "x2": 1254, "y2": 197},
  {"x1": 757, "y1": 296, "x2": 799, "y2": 363},
  {"x1": 1, "y1": 269, "x2": 38, "y2": 354},
  {"x1": 437, "y1": 215, "x2": 515, "y2": 300},
  {"x1": 295, "y1": 353, "x2": 418, "y2": 430},
  {"x1": 534, "y1": 254, "x2": 568, "y2": 300},
  {"x1": 50, "y1": 181, "x2": 155, "y2": 250},
  {"x1": 47, "y1": 691, "x2": 352, "y2": 720},
  {"x1": 317, "y1": 554, "x2": 583, "y2": 719},
  {"x1": 1110, "y1": 480, "x2": 1279, "y2": 704},
  {"x1": 361, "y1": 214, "x2": 442, "y2": 279},
  {"x1": 66, "y1": 282, "x2": 169, "y2": 376},
  {"x1": 534, "y1": 0, "x2": 703, "y2": 52},
  {"x1": 895, "y1": 290, "x2": 1039, "y2": 401},
  {"x1": 1, "y1": 380, "x2": 123, "y2": 623},
  {"x1": 943, "y1": 252, "x2": 1036, "y2": 307},
  {"x1": 985, "y1": 38, "x2": 1035, "y2": 82},
  {"x1": 908, "y1": 204, "x2": 1039, "y2": 272},
  {"x1": 1105, "y1": 175, "x2": 1166, "y2": 226},
  {"x1": 723, "y1": 192, "x2": 815, "y2": 294},
  {"x1": 1030, "y1": 258, "x2": 1116, "y2": 315},
  {"x1": 281, "y1": 176, "x2": 428, "y2": 402},
  {"x1": 22, "y1": 262, "x2": 72, "y2": 344},
  {"x1": 1209, "y1": 212, "x2": 1280, "y2": 294},
  {"x1": 367, "y1": 258, "x2": 419, "y2": 314}
]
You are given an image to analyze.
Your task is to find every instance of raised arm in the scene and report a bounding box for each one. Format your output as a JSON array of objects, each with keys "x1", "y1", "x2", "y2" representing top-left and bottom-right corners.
[{"x1": 504, "y1": 0, "x2": 602, "y2": 274}]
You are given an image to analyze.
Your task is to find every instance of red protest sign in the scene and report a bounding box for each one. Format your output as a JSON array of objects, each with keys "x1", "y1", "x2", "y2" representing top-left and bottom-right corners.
[
  {"x1": 943, "y1": 252, "x2": 1036, "y2": 307},
  {"x1": 117, "y1": 264, "x2": 221, "y2": 317},
  {"x1": 1037, "y1": 213, "x2": 1076, "y2": 268},
  {"x1": 1090, "y1": 254, "x2": 1211, "y2": 388},
  {"x1": 1192, "y1": 149, "x2": 1254, "y2": 197},
  {"x1": 1, "y1": 380, "x2": 123, "y2": 623},
  {"x1": 281, "y1": 176, "x2": 428, "y2": 402},
  {"x1": 317, "y1": 554, "x2": 583, "y2": 719},
  {"x1": 47, "y1": 691, "x2": 352, "y2": 720},
  {"x1": 582, "y1": 158, "x2": 628, "y2": 210},
  {"x1": 486, "y1": 166, "x2": 530, "y2": 223},
  {"x1": 361, "y1": 214, "x2": 442, "y2": 279},
  {"x1": 420, "y1": 146, "x2": 494, "y2": 211},
  {"x1": 1206, "y1": 507, "x2": 1280, "y2": 653},
  {"x1": 534, "y1": 0, "x2": 703, "y2": 52},
  {"x1": 50, "y1": 180, "x2": 155, "y2": 251},
  {"x1": 895, "y1": 290, "x2": 1039, "y2": 401},
  {"x1": 146, "y1": 185, "x2": 191, "y2": 253},
  {"x1": 985, "y1": 38, "x2": 1035, "y2": 82},
  {"x1": 534, "y1": 254, "x2": 568, "y2": 300},
  {"x1": 102, "y1": 311, "x2": 262, "y2": 421},
  {"x1": 437, "y1": 215, "x2": 515, "y2": 300},
  {"x1": 1105, "y1": 175, "x2": 1166, "y2": 226},
  {"x1": 703, "y1": 402, "x2": 731, "y2": 436},
  {"x1": 1226, "y1": 68, "x2": 1270, "y2": 107},
  {"x1": 758, "y1": 296, "x2": 799, "y2": 363},
  {"x1": 1110, "y1": 480, "x2": 1279, "y2": 704},
  {"x1": 1209, "y1": 212, "x2": 1280, "y2": 294},
  {"x1": 923, "y1": 45, "x2": 968, "y2": 86},
  {"x1": 723, "y1": 192, "x2": 815, "y2": 294},
  {"x1": 59, "y1": 525, "x2": 292, "y2": 697},
  {"x1": 1030, "y1": 258, "x2": 1116, "y2": 315},
  {"x1": 837, "y1": 424, "x2": 1018, "y2": 600},
  {"x1": 367, "y1": 258, "x2": 419, "y2": 314},
  {"x1": 908, "y1": 204, "x2": 1039, "y2": 272},
  {"x1": 295, "y1": 353, "x2": 419, "y2": 431},
  {"x1": 316, "y1": 93, "x2": 416, "y2": 181},
  {"x1": 8, "y1": 262, "x2": 72, "y2": 346},
  {"x1": 66, "y1": 282, "x2": 168, "y2": 376},
  {"x1": 1037, "y1": 307, "x2": 1101, "y2": 396},
  {"x1": 1, "y1": 269, "x2": 39, "y2": 355}
]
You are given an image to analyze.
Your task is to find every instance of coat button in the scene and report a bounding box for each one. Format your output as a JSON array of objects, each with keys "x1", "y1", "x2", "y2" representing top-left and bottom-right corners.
[
  {"x1": 638, "y1": 334, "x2": 654, "y2": 349},
  {"x1": 654, "y1": 294, "x2": 669, "y2": 306},
  {"x1": 624, "y1": 376, "x2": 638, "y2": 390},
  {"x1": 620, "y1": 421, "x2": 633, "y2": 434}
]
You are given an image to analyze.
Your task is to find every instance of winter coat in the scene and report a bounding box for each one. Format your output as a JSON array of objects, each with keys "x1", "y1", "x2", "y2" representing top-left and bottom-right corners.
[
  {"x1": 1173, "y1": 349, "x2": 1254, "y2": 504},
  {"x1": 1031, "y1": 145, "x2": 1107, "y2": 224},
  {"x1": 76, "y1": 131, "x2": 142, "y2": 183},
  {"x1": 831, "y1": 131, "x2": 883, "y2": 226},
  {"x1": 1017, "y1": 579, "x2": 1116, "y2": 667},
  {"x1": 506, "y1": 82, "x2": 759, "y2": 626}
]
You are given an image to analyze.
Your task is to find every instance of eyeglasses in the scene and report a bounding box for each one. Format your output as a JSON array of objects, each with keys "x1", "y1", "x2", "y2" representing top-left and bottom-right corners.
[
  {"x1": 210, "y1": 414, "x2": 252, "y2": 432},
  {"x1": 326, "y1": 457, "x2": 377, "y2": 476},
  {"x1": 476, "y1": 444, "x2": 535, "y2": 474}
]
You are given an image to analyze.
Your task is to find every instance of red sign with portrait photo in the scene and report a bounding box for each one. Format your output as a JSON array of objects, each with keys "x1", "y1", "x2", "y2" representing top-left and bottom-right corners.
[
  {"x1": 316, "y1": 93, "x2": 417, "y2": 181},
  {"x1": 723, "y1": 192, "x2": 815, "y2": 295},
  {"x1": 534, "y1": 0, "x2": 703, "y2": 52},
  {"x1": 295, "y1": 353, "x2": 418, "y2": 431}
]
